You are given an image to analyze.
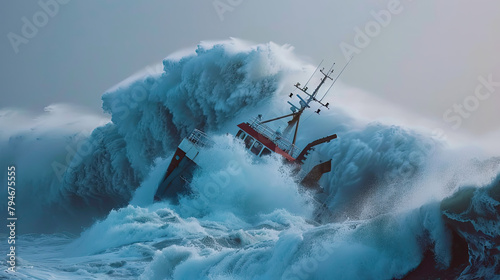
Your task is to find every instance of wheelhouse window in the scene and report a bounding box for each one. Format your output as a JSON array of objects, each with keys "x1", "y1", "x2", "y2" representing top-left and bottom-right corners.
[
  {"x1": 250, "y1": 141, "x2": 263, "y2": 156},
  {"x1": 244, "y1": 136, "x2": 255, "y2": 149},
  {"x1": 236, "y1": 130, "x2": 246, "y2": 140},
  {"x1": 260, "y1": 148, "x2": 272, "y2": 157}
]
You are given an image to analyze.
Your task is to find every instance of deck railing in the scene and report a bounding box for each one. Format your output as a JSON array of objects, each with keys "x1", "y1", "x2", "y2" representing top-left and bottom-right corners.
[
  {"x1": 186, "y1": 121, "x2": 301, "y2": 159},
  {"x1": 187, "y1": 129, "x2": 214, "y2": 148},
  {"x1": 248, "y1": 118, "x2": 300, "y2": 158}
]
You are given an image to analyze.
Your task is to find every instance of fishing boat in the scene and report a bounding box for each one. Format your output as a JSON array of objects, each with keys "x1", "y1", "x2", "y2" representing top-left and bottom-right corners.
[{"x1": 154, "y1": 59, "x2": 352, "y2": 210}]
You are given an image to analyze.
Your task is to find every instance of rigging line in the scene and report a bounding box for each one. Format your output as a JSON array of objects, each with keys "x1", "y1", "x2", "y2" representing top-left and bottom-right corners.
[
  {"x1": 326, "y1": 61, "x2": 336, "y2": 74},
  {"x1": 304, "y1": 59, "x2": 324, "y2": 88},
  {"x1": 320, "y1": 56, "x2": 354, "y2": 102},
  {"x1": 302, "y1": 110, "x2": 316, "y2": 126}
]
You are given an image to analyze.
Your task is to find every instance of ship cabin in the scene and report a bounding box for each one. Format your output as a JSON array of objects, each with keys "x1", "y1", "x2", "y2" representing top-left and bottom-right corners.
[{"x1": 235, "y1": 117, "x2": 299, "y2": 162}]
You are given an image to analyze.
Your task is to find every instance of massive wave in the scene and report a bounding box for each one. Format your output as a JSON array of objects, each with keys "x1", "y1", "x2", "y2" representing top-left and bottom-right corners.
[
  {"x1": 0, "y1": 39, "x2": 499, "y2": 279},
  {"x1": 0, "y1": 40, "x2": 300, "y2": 233}
]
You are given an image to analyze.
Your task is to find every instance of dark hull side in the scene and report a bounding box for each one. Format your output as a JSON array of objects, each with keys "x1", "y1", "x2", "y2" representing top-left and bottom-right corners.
[{"x1": 154, "y1": 148, "x2": 198, "y2": 202}]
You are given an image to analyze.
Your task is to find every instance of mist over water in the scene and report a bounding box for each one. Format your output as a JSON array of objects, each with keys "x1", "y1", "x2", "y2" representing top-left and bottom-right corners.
[{"x1": 1, "y1": 39, "x2": 499, "y2": 279}]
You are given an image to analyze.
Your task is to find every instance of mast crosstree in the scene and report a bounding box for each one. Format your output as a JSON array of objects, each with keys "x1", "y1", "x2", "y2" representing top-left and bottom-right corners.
[{"x1": 260, "y1": 58, "x2": 351, "y2": 153}]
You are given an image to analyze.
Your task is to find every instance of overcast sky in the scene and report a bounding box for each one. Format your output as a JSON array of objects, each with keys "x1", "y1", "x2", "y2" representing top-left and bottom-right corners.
[{"x1": 1, "y1": 0, "x2": 499, "y2": 140}]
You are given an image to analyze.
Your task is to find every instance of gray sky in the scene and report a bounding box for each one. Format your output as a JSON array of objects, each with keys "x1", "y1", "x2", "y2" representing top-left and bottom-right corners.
[{"x1": 1, "y1": 0, "x2": 499, "y2": 140}]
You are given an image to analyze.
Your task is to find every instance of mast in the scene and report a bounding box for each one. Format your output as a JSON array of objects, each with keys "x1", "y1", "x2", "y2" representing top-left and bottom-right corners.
[
  {"x1": 256, "y1": 58, "x2": 351, "y2": 156},
  {"x1": 281, "y1": 66, "x2": 335, "y2": 144}
]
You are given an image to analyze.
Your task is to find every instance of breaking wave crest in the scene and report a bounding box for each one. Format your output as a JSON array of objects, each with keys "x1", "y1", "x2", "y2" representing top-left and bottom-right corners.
[{"x1": 0, "y1": 40, "x2": 301, "y2": 233}]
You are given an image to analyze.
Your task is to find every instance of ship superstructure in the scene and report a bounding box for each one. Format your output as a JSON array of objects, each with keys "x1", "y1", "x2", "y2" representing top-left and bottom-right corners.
[{"x1": 155, "y1": 59, "x2": 351, "y2": 203}]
